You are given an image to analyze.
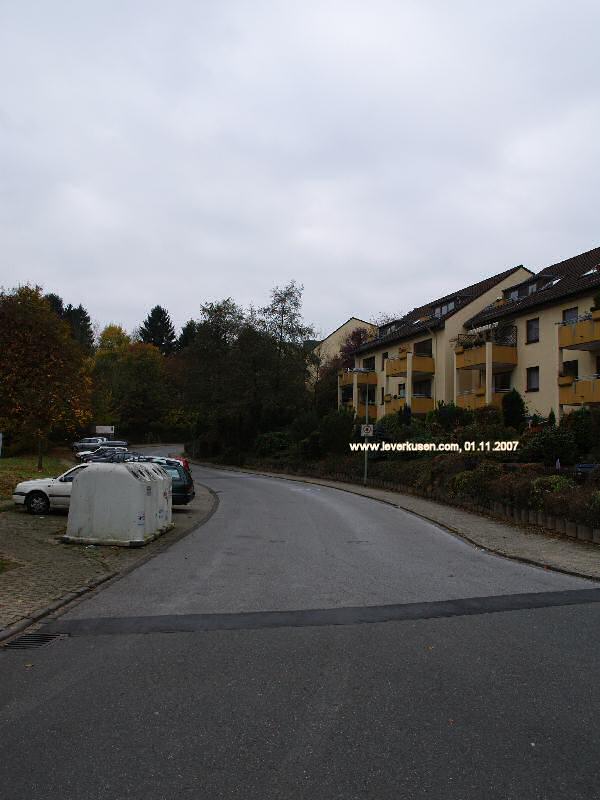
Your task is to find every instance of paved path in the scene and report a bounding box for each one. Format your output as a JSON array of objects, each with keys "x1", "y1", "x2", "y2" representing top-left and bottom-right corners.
[{"x1": 2, "y1": 455, "x2": 600, "y2": 800}]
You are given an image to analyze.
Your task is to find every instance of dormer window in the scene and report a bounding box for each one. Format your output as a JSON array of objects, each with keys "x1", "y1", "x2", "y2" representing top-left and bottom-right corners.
[
  {"x1": 507, "y1": 282, "x2": 538, "y2": 301},
  {"x1": 432, "y1": 299, "x2": 455, "y2": 317},
  {"x1": 583, "y1": 265, "x2": 600, "y2": 277}
]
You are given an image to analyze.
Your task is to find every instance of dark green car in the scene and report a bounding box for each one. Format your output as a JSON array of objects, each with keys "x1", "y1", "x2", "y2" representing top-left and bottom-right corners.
[{"x1": 140, "y1": 457, "x2": 195, "y2": 505}]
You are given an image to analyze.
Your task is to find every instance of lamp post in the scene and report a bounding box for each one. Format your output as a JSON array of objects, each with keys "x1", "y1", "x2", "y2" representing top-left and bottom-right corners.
[{"x1": 350, "y1": 367, "x2": 373, "y2": 485}]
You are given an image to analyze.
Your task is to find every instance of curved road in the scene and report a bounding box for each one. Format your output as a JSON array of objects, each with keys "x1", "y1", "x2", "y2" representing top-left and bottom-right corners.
[
  {"x1": 63, "y1": 461, "x2": 590, "y2": 620},
  {"x1": 2, "y1": 452, "x2": 600, "y2": 800}
]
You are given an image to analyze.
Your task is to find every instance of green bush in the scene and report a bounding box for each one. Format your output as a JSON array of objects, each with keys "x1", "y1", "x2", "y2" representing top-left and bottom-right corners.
[
  {"x1": 531, "y1": 475, "x2": 576, "y2": 509},
  {"x1": 299, "y1": 430, "x2": 322, "y2": 460},
  {"x1": 254, "y1": 431, "x2": 292, "y2": 458},
  {"x1": 425, "y1": 401, "x2": 472, "y2": 431},
  {"x1": 502, "y1": 389, "x2": 527, "y2": 432},
  {"x1": 319, "y1": 408, "x2": 356, "y2": 455},
  {"x1": 518, "y1": 427, "x2": 578, "y2": 465},
  {"x1": 448, "y1": 461, "x2": 502, "y2": 504}
]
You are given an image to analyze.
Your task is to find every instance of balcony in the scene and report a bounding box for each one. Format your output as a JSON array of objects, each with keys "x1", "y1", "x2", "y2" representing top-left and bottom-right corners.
[
  {"x1": 558, "y1": 375, "x2": 600, "y2": 405},
  {"x1": 357, "y1": 402, "x2": 377, "y2": 420},
  {"x1": 456, "y1": 389, "x2": 510, "y2": 410},
  {"x1": 384, "y1": 395, "x2": 434, "y2": 415},
  {"x1": 386, "y1": 353, "x2": 435, "y2": 377},
  {"x1": 558, "y1": 312, "x2": 600, "y2": 351},
  {"x1": 338, "y1": 370, "x2": 377, "y2": 387},
  {"x1": 455, "y1": 326, "x2": 518, "y2": 370}
]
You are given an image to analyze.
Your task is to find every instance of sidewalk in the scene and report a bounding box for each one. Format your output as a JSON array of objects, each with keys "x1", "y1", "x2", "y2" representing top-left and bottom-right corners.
[
  {"x1": 198, "y1": 463, "x2": 600, "y2": 582},
  {"x1": 0, "y1": 486, "x2": 217, "y2": 639}
]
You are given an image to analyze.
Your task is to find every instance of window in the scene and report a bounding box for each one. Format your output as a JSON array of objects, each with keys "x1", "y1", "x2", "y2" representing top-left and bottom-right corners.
[
  {"x1": 380, "y1": 387, "x2": 384, "y2": 405},
  {"x1": 493, "y1": 372, "x2": 511, "y2": 392},
  {"x1": 362, "y1": 356, "x2": 375, "y2": 370},
  {"x1": 526, "y1": 366, "x2": 540, "y2": 392},
  {"x1": 414, "y1": 338, "x2": 433, "y2": 357},
  {"x1": 381, "y1": 352, "x2": 388, "y2": 370},
  {"x1": 563, "y1": 360, "x2": 578, "y2": 379},
  {"x1": 413, "y1": 379, "x2": 432, "y2": 397},
  {"x1": 597, "y1": 355, "x2": 600, "y2": 377},
  {"x1": 398, "y1": 383, "x2": 406, "y2": 398},
  {"x1": 361, "y1": 386, "x2": 376, "y2": 404},
  {"x1": 526, "y1": 318, "x2": 539, "y2": 343},
  {"x1": 563, "y1": 307, "x2": 578, "y2": 324},
  {"x1": 433, "y1": 300, "x2": 455, "y2": 317}
]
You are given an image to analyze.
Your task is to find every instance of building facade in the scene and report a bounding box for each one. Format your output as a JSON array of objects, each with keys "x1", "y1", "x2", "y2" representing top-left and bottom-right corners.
[{"x1": 339, "y1": 246, "x2": 600, "y2": 422}]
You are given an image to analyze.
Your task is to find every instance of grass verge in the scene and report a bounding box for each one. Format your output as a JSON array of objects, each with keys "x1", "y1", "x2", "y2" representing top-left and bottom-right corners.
[{"x1": 0, "y1": 453, "x2": 74, "y2": 503}]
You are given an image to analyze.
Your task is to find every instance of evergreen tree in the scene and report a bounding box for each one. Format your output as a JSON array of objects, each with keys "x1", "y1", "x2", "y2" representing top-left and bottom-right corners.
[
  {"x1": 64, "y1": 304, "x2": 94, "y2": 353},
  {"x1": 138, "y1": 305, "x2": 176, "y2": 354},
  {"x1": 176, "y1": 319, "x2": 199, "y2": 350},
  {"x1": 44, "y1": 294, "x2": 95, "y2": 353},
  {"x1": 502, "y1": 388, "x2": 527, "y2": 432}
]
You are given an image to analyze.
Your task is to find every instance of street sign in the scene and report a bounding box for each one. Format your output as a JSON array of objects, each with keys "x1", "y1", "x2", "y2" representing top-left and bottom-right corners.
[
  {"x1": 361, "y1": 424, "x2": 374, "y2": 437},
  {"x1": 96, "y1": 425, "x2": 115, "y2": 435}
]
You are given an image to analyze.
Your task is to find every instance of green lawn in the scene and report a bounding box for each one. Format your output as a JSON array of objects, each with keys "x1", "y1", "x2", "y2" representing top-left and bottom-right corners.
[{"x1": 0, "y1": 454, "x2": 74, "y2": 502}]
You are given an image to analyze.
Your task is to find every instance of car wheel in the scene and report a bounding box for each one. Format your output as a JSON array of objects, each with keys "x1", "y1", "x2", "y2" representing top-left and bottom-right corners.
[{"x1": 25, "y1": 491, "x2": 50, "y2": 515}]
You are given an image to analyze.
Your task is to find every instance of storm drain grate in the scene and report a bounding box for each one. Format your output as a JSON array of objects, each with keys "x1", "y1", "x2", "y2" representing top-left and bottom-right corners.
[{"x1": 2, "y1": 632, "x2": 64, "y2": 650}]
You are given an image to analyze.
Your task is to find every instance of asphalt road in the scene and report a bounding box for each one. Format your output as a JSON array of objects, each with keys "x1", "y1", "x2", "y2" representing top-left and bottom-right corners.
[{"x1": 2, "y1": 453, "x2": 600, "y2": 799}]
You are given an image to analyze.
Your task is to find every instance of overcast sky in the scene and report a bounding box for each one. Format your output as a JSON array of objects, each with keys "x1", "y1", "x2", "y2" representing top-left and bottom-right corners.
[{"x1": 1, "y1": 1, "x2": 599, "y2": 338}]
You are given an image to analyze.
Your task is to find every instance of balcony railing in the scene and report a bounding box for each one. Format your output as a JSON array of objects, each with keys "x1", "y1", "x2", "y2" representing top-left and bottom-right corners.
[
  {"x1": 455, "y1": 324, "x2": 517, "y2": 350},
  {"x1": 386, "y1": 353, "x2": 435, "y2": 376},
  {"x1": 558, "y1": 311, "x2": 600, "y2": 350},
  {"x1": 338, "y1": 369, "x2": 378, "y2": 386},
  {"x1": 558, "y1": 374, "x2": 600, "y2": 405},
  {"x1": 384, "y1": 395, "x2": 434, "y2": 414}
]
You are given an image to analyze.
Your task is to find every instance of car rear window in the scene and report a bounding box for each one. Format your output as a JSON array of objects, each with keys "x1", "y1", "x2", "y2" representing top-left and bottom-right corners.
[{"x1": 163, "y1": 466, "x2": 182, "y2": 479}]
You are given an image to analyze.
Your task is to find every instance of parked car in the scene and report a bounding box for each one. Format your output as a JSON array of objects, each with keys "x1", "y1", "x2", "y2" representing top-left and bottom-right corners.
[
  {"x1": 72, "y1": 436, "x2": 107, "y2": 454},
  {"x1": 137, "y1": 457, "x2": 195, "y2": 504},
  {"x1": 12, "y1": 464, "x2": 89, "y2": 514},
  {"x1": 77, "y1": 442, "x2": 129, "y2": 460}
]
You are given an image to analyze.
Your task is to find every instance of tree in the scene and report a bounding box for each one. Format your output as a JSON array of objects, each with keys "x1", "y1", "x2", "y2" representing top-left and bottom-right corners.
[
  {"x1": 176, "y1": 319, "x2": 199, "y2": 350},
  {"x1": 259, "y1": 281, "x2": 314, "y2": 393},
  {"x1": 44, "y1": 293, "x2": 95, "y2": 353},
  {"x1": 370, "y1": 312, "x2": 403, "y2": 326},
  {"x1": 0, "y1": 286, "x2": 92, "y2": 467},
  {"x1": 138, "y1": 305, "x2": 176, "y2": 354},
  {"x1": 502, "y1": 389, "x2": 527, "y2": 432},
  {"x1": 339, "y1": 327, "x2": 372, "y2": 369},
  {"x1": 64, "y1": 304, "x2": 95, "y2": 353}
]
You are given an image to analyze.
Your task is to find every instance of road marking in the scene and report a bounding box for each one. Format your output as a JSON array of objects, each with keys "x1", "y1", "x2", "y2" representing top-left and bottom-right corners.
[{"x1": 46, "y1": 587, "x2": 600, "y2": 636}]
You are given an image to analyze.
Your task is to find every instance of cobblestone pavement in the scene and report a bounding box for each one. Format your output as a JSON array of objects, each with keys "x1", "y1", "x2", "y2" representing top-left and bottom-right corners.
[
  {"x1": 0, "y1": 487, "x2": 216, "y2": 630},
  {"x1": 199, "y1": 464, "x2": 600, "y2": 581}
]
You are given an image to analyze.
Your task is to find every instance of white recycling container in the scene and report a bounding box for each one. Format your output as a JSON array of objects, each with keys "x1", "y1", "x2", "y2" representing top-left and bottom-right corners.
[{"x1": 63, "y1": 462, "x2": 173, "y2": 546}]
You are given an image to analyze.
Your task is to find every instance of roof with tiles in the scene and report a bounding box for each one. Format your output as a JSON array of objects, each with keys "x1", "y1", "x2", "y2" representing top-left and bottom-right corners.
[
  {"x1": 354, "y1": 264, "x2": 531, "y2": 354},
  {"x1": 465, "y1": 246, "x2": 600, "y2": 330}
]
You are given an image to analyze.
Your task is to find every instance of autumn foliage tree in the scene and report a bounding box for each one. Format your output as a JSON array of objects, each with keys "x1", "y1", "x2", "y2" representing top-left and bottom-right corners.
[{"x1": 0, "y1": 286, "x2": 92, "y2": 467}]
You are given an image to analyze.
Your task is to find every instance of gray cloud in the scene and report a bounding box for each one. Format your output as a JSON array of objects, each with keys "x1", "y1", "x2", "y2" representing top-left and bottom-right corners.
[{"x1": 1, "y1": 1, "x2": 599, "y2": 337}]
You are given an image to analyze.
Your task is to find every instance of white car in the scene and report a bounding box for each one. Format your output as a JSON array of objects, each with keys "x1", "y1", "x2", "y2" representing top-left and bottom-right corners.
[{"x1": 12, "y1": 464, "x2": 89, "y2": 514}]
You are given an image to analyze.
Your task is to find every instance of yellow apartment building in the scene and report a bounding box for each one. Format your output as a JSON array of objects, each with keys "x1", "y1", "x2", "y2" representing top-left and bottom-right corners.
[
  {"x1": 460, "y1": 247, "x2": 600, "y2": 418},
  {"x1": 338, "y1": 265, "x2": 532, "y2": 421},
  {"x1": 339, "y1": 245, "x2": 600, "y2": 423}
]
